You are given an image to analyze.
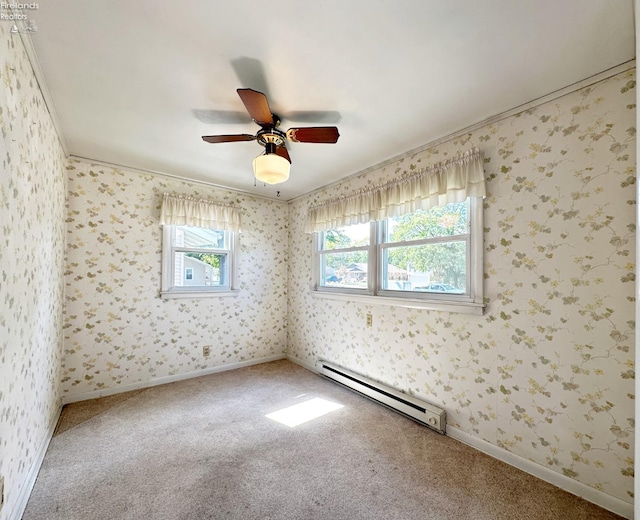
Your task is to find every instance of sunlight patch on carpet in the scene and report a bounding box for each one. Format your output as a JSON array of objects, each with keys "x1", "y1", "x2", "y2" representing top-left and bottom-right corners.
[{"x1": 266, "y1": 397, "x2": 344, "y2": 427}]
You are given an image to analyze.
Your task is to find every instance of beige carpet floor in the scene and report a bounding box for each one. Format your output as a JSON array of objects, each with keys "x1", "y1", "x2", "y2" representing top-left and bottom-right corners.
[{"x1": 23, "y1": 360, "x2": 623, "y2": 519}]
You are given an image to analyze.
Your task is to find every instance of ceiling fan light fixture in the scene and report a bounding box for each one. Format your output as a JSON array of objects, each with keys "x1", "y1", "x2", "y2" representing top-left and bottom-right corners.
[
  {"x1": 253, "y1": 152, "x2": 291, "y2": 185},
  {"x1": 202, "y1": 88, "x2": 339, "y2": 188}
]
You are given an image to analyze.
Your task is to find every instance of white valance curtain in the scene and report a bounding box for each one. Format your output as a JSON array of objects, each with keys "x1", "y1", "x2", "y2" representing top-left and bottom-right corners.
[
  {"x1": 160, "y1": 194, "x2": 242, "y2": 232},
  {"x1": 305, "y1": 147, "x2": 485, "y2": 233}
]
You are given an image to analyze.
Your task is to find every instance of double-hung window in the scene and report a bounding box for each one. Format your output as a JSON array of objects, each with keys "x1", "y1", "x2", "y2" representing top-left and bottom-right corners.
[
  {"x1": 380, "y1": 200, "x2": 473, "y2": 297},
  {"x1": 159, "y1": 194, "x2": 241, "y2": 299},
  {"x1": 317, "y1": 222, "x2": 372, "y2": 292},
  {"x1": 162, "y1": 225, "x2": 236, "y2": 296}
]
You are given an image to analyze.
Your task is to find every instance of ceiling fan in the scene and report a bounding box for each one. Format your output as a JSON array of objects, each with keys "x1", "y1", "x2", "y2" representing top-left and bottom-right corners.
[{"x1": 202, "y1": 88, "x2": 340, "y2": 185}]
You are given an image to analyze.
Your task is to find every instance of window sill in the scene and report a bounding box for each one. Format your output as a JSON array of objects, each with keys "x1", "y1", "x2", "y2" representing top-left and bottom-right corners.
[
  {"x1": 310, "y1": 290, "x2": 485, "y2": 315},
  {"x1": 160, "y1": 289, "x2": 240, "y2": 300}
]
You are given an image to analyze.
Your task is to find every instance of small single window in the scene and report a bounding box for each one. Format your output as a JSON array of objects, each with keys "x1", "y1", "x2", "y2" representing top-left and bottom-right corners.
[{"x1": 161, "y1": 225, "x2": 237, "y2": 298}]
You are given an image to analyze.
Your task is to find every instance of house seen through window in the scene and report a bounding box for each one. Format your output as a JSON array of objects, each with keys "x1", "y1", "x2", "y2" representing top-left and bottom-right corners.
[{"x1": 162, "y1": 225, "x2": 236, "y2": 296}]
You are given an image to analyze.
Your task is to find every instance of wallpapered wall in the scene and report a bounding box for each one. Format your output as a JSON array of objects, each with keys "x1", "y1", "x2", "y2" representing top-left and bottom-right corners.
[
  {"x1": 287, "y1": 70, "x2": 636, "y2": 504},
  {"x1": 62, "y1": 160, "x2": 288, "y2": 398},
  {"x1": 1, "y1": 17, "x2": 634, "y2": 516},
  {"x1": 0, "y1": 27, "x2": 66, "y2": 520}
]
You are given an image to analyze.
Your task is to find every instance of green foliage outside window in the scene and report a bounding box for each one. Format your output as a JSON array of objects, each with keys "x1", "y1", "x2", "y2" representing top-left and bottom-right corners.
[
  {"x1": 387, "y1": 202, "x2": 467, "y2": 287},
  {"x1": 185, "y1": 252, "x2": 220, "y2": 269}
]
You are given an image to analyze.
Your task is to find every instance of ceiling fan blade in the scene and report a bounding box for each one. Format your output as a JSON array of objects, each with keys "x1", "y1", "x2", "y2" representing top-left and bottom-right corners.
[
  {"x1": 237, "y1": 88, "x2": 273, "y2": 126},
  {"x1": 202, "y1": 134, "x2": 256, "y2": 144},
  {"x1": 286, "y1": 127, "x2": 340, "y2": 143},
  {"x1": 275, "y1": 145, "x2": 291, "y2": 164}
]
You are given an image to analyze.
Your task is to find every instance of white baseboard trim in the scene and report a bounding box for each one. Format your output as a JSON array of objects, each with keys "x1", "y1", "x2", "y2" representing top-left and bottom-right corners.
[
  {"x1": 446, "y1": 425, "x2": 633, "y2": 520},
  {"x1": 9, "y1": 403, "x2": 63, "y2": 520},
  {"x1": 286, "y1": 354, "x2": 318, "y2": 374},
  {"x1": 62, "y1": 354, "x2": 287, "y2": 404}
]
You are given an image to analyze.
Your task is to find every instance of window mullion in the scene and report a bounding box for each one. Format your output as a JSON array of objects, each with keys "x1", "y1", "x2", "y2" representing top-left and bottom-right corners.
[{"x1": 369, "y1": 220, "x2": 377, "y2": 294}]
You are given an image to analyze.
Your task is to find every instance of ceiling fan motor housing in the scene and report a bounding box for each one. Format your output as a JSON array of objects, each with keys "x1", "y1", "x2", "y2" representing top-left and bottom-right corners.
[{"x1": 256, "y1": 123, "x2": 286, "y2": 149}]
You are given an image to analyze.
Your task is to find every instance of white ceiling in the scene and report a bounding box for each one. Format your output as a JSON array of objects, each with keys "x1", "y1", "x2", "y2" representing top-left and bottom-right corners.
[{"x1": 25, "y1": 1, "x2": 634, "y2": 200}]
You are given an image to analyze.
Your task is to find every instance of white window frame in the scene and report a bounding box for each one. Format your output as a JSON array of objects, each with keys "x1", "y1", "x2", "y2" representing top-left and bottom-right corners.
[
  {"x1": 161, "y1": 225, "x2": 239, "y2": 299},
  {"x1": 312, "y1": 198, "x2": 484, "y2": 315}
]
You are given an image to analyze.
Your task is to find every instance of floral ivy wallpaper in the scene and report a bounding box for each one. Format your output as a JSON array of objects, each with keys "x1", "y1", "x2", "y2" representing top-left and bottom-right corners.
[
  {"x1": 0, "y1": 26, "x2": 66, "y2": 520},
  {"x1": 1, "y1": 17, "x2": 634, "y2": 517},
  {"x1": 62, "y1": 160, "x2": 288, "y2": 397},
  {"x1": 287, "y1": 70, "x2": 636, "y2": 505}
]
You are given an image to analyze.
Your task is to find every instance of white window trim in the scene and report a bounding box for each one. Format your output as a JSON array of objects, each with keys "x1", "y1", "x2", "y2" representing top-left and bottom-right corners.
[
  {"x1": 311, "y1": 197, "x2": 485, "y2": 314},
  {"x1": 310, "y1": 290, "x2": 485, "y2": 315},
  {"x1": 160, "y1": 225, "x2": 239, "y2": 299}
]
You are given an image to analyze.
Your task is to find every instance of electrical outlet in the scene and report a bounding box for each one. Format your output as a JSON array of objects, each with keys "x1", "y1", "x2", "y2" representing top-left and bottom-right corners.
[
  {"x1": 0, "y1": 475, "x2": 4, "y2": 512},
  {"x1": 366, "y1": 313, "x2": 372, "y2": 327},
  {"x1": 203, "y1": 346, "x2": 211, "y2": 357}
]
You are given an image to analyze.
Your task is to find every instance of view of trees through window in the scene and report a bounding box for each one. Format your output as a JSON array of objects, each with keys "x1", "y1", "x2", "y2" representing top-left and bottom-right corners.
[{"x1": 320, "y1": 202, "x2": 468, "y2": 293}]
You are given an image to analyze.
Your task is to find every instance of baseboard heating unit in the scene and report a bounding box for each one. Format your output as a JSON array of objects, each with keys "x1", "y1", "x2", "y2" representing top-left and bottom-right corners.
[{"x1": 318, "y1": 360, "x2": 446, "y2": 434}]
